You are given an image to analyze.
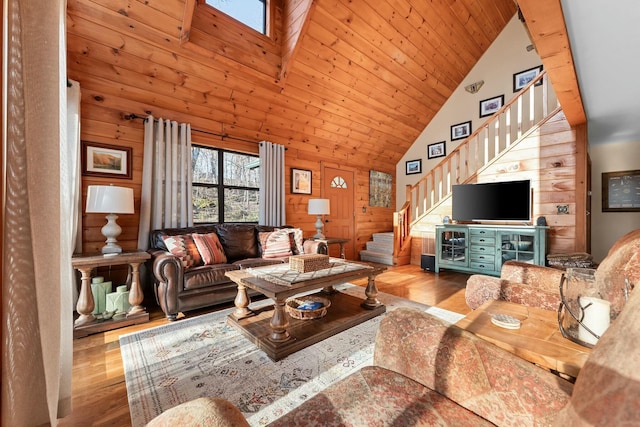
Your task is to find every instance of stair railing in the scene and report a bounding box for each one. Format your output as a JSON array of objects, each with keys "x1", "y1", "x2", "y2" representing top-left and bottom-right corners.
[{"x1": 393, "y1": 70, "x2": 557, "y2": 257}]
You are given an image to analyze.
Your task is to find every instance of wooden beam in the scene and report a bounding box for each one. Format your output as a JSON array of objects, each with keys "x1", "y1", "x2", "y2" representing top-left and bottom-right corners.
[{"x1": 180, "y1": 0, "x2": 196, "y2": 43}]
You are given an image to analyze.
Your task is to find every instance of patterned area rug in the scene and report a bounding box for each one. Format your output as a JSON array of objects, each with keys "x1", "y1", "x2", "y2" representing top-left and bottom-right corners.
[{"x1": 120, "y1": 284, "x2": 464, "y2": 426}]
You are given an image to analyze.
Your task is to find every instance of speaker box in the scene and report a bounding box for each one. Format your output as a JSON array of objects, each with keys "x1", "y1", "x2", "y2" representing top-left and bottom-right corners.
[{"x1": 421, "y1": 254, "x2": 435, "y2": 271}]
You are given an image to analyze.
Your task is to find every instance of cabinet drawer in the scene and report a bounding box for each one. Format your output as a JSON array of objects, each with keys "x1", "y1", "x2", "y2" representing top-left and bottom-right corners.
[
  {"x1": 470, "y1": 236, "x2": 496, "y2": 246},
  {"x1": 470, "y1": 253, "x2": 495, "y2": 263},
  {"x1": 470, "y1": 261, "x2": 496, "y2": 271},
  {"x1": 470, "y1": 229, "x2": 496, "y2": 237},
  {"x1": 470, "y1": 244, "x2": 494, "y2": 254}
]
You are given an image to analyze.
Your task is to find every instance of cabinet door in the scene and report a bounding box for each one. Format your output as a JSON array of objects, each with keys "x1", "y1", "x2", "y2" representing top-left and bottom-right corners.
[
  {"x1": 438, "y1": 228, "x2": 468, "y2": 267},
  {"x1": 498, "y1": 231, "x2": 536, "y2": 269}
]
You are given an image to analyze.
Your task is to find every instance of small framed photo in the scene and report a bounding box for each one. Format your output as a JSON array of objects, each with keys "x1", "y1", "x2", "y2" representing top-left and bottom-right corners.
[
  {"x1": 450, "y1": 121, "x2": 472, "y2": 141},
  {"x1": 427, "y1": 142, "x2": 446, "y2": 159},
  {"x1": 513, "y1": 65, "x2": 543, "y2": 92},
  {"x1": 291, "y1": 168, "x2": 312, "y2": 194},
  {"x1": 82, "y1": 141, "x2": 132, "y2": 179},
  {"x1": 405, "y1": 159, "x2": 422, "y2": 175},
  {"x1": 479, "y1": 94, "x2": 504, "y2": 118},
  {"x1": 602, "y1": 170, "x2": 640, "y2": 212}
]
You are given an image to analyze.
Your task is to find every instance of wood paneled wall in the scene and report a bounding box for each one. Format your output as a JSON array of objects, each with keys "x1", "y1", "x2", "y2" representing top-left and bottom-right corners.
[{"x1": 67, "y1": 0, "x2": 516, "y2": 255}]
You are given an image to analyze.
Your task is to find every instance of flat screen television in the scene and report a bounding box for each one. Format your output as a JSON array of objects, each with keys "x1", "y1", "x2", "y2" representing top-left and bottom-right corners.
[{"x1": 452, "y1": 180, "x2": 531, "y2": 222}]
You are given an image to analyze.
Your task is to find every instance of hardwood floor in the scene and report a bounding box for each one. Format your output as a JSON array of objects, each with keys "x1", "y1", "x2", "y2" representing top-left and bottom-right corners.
[{"x1": 58, "y1": 264, "x2": 471, "y2": 426}]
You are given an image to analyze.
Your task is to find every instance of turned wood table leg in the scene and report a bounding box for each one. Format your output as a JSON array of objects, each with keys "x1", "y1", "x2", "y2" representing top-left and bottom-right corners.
[
  {"x1": 361, "y1": 273, "x2": 382, "y2": 309},
  {"x1": 75, "y1": 266, "x2": 96, "y2": 326},
  {"x1": 269, "y1": 298, "x2": 291, "y2": 342},
  {"x1": 127, "y1": 261, "x2": 145, "y2": 315},
  {"x1": 232, "y1": 283, "x2": 252, "y2": 319}
]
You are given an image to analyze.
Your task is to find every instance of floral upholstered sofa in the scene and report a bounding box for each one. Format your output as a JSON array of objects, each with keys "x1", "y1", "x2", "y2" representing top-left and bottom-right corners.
[{"x1": 147, "y1": 273, "x2": 640, "y2": 426}]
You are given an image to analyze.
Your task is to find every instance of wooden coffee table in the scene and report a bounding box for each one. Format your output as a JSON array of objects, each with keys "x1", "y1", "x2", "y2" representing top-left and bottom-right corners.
[
  {"x1": 225, "y1": 261, "x2": 386, "y2": 361},
  {"x1": 456, "y1": 299, "x2": 591, "y2": 378}
]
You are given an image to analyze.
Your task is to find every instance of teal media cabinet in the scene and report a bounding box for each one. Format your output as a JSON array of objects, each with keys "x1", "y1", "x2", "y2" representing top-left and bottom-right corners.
[{"x1": 434, "y1": 224, "x2": 548, "y2": 276}]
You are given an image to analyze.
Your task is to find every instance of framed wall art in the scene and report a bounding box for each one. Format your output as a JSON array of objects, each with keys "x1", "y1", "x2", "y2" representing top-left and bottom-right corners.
[
  {"x1": 405, "y1": 159, "x2": 422, "y2": 175},
  {"x1": 82, "y1": 141, "x2": 132, "y2": 179},
  {"x1": 291, "y1": 168, "x2": 312, "y2": 194},
  {"x1": 513, "y1": 65, "x2": 543, "y2": 92},
  {"x1": 369, "y1": 170, "x2": 392, "y2": 207},
  {"x1": 450, "y1": 121, "x2": 472, "y2": 141},
  {"x1": 479, "y1": 94, "x2": 504, "y2": 118},
  {"x1": 602, "y1": 170, "x2": 640, "y2": 212},
  {"x1": 427, "y1": 141, "x2": 446, "y2": 159}
]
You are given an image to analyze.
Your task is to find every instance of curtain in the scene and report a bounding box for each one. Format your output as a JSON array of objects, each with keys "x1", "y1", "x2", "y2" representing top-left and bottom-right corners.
[
  {"x1": 2, "y1": 0, "x2": 73, "y2": 424},
  {"x1": 68, "y1": 80, "x2": 82, "y2": 308},
  {"x1": 259, "y1": 141, "x2": 286, "y2": 226},
  {"x1": 138, "y1": 116, "x2": 193, "y2": 250}
]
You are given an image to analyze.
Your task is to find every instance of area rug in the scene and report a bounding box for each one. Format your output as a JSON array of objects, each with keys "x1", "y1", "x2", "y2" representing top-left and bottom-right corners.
[{"x1": 120, "y1": 284, "x2": 464, "y2": 427}]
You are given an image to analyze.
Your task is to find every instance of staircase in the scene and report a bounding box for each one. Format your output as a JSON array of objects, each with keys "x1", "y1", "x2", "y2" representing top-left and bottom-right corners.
[
  {"x1": 360, "y1": 232, "x2": 395, "y2": 265},
  {"x1": 361, "y1": 70, "x2": 559, "y2": 266}
]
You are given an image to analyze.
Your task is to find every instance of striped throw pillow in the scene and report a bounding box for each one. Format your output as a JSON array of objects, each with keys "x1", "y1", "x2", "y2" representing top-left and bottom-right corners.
[
  {"x1": 259, "y1": 229, "x2": 293, "y2": 258},
  {"x1": 162, "y1": 234, "x2": 202, "y2": 269},
  {"x1": 193, "y1": 232, "x2": 227, "y2": 265}
]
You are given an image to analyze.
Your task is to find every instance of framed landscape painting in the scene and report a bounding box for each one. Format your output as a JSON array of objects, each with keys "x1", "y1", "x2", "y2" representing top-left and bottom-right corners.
[
  {"x1": 450, "y1": 121, "x2": 472, "y2": 141},
  {"x1": 82, "y1": 141, "x2": 132, "y2": 179},
  {"x1": 291, "y1": 168, "x2": 312, "y2": 194},
  {"x1": 479, "y1": 95, "x2": 504, "y2": 118},
  {"x1": 427, "y1": 142, "x2": 446, "y2": 159},
  {"x1": 513, "y1": 65, "x2": 543, "y2": 92},
  {"x1": 405, "y1": 159, "x2": 422, "y2": 175}
]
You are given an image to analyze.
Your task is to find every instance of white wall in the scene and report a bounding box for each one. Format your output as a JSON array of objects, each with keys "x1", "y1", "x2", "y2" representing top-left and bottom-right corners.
[
  {"x1": 396, "y1": 16, "x2": 542, "y2": 207},
  {"x1": 589, "y1": 141, "x2": 640, "y2": 262}
]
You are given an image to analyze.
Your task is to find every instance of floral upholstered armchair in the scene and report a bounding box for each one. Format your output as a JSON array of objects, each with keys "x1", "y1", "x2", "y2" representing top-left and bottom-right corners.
[{"x1": 466, "y1": 228, "x2": 640, "y2": 314}]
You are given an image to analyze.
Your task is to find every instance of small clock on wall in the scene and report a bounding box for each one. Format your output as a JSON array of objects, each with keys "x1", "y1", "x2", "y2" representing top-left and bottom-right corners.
[{"x1": 443, "y1": 216, "x2": 451, "y2": 224}]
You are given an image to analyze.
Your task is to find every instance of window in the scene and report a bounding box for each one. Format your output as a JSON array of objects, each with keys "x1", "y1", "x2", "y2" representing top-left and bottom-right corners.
[
  {"x1": 192, "y1": 145, "x2": 260, "y2": 223},
  {"x1": 203, "y1": 0, "x2": 267, "y2": 34}
]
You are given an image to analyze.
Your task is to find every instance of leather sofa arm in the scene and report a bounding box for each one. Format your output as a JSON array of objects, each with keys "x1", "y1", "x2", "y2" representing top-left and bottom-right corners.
[
  {"x1": 465, "y1": 274, "x2": 562, "y2": 311},
  {"x1": 303, "y1": 239, "x2": 328, "y2": 255},
  {"x1": 374, "y1": 307, "x2": 573, "y2": 426},
  {"x1": 150, "y1": 249, "x2": 184, "y2": 321}
]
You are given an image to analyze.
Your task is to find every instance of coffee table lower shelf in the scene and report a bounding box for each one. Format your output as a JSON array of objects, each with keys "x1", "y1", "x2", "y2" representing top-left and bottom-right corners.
[{"x1": 227, "y1": 291, "x2": 385, "y2": 361}]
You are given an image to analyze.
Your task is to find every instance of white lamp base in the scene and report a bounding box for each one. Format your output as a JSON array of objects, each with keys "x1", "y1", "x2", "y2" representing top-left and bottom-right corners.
[
  {"x1": 313, "y1": 215, "x2": 325, "y2": 239},
  {"x1": 101, "y1": 213, "x2": 123, "y2": 254}
]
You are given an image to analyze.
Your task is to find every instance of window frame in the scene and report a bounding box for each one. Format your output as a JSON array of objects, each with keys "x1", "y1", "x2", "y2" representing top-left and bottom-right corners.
[
  {"x1": 198, "y1": 0, "x2": 270, "y2": 37},
  {"x1": 192, "y1": 144, "x2": 260, "y2": 224}
]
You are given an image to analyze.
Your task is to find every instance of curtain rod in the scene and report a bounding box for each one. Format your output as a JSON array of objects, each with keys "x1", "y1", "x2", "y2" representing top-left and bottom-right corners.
[{"x1": 123, "y1": 113, "x2": 264, "y2": 145}]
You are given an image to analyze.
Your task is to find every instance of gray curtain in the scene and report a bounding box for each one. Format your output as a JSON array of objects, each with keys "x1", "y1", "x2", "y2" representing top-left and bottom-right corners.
[
  {"x1": 137, "y1": 116, "x2": 193, "y2": 250},
  {"x1": 259, "y1": 141, "x2": 286, "y2": 226}
]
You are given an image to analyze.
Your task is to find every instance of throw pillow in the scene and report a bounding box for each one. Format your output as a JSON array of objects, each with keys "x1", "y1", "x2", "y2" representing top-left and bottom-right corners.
[
  {"x1": 192, "y1": 232, "x2": 227, "y2": 265},
  {"x1": 259, "y1": 229, "x2": 293, "y2": 258},
  {"x1": 286, "y1": 228, "x2": 305, "y2": 254},
  {"x1": 162, "y1": 234, "x2": 202, "y2": 269}
]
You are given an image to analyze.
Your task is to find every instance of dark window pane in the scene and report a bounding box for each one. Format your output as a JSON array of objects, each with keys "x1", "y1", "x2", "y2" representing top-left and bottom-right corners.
[
  {"x1": 193, "y1": 186, "x2": 219, "y2": 223},
  {"x1": 223, "y1": 151, "x2": 260, "y2": 187},
  {"x1": 224, "y1": 188, "x2": 259, "y2": 222},
  {"x1": 192, "y1": 146, "x2": 218, "y2": 184}
]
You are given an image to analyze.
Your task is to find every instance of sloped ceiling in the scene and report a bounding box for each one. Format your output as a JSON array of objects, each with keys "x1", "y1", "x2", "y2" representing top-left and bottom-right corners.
[{"x1": 66, "y1": 0, "x2": 516, "y2": 169}]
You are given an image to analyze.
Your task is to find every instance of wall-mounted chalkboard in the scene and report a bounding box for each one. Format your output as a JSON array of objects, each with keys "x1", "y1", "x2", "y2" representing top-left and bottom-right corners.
[{"x1": 602, "y1": 170, "x2": 640, "y2": 212}]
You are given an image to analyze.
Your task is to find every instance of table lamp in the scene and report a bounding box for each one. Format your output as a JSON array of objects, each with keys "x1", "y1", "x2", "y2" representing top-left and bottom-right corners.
[
  {"x1": 86, "y1": 185, "x2": 134, "y2": 254},
  {"x1": 308, "y1": 198, "x2": 330, "y2": 239}
]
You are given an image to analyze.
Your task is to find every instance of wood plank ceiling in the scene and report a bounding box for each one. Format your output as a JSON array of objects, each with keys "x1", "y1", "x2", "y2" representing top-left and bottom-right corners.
[{"x1": 67, "y1": 0, "x2": 517, "y2": 172}]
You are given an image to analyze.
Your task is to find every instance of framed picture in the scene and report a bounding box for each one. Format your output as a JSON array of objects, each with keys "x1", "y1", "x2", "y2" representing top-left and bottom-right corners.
[
  {"x1": 405, "y1": 159, "x2": 422, "y2": 175},
  {"x1": 513, "y1": 65, "x2": 543, "y2": 92},
  {"x1": 450, "y1": 121, "x2": 472, "y2": 141},
  {"x1": 479, "y1": 94, "x2": 505, "y2": 118},
  {"x1": 82, "y1": 141, "x2": 132, "y2": 179},
  {"x1": 291, "y1": 168, "x2": 312, "y2": 194},
  {"x1": 427, "y1": 142, "x2": 446, "y2": 159},
  {"x1": 369, "y1": 170, "x2": 392, "y2": 208},
  {"x1": 602, "y1": 170, "x2": 640, "y2": 212}
]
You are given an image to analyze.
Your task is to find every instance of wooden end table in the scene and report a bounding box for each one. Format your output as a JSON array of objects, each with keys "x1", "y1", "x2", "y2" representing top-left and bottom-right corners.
[
  {"x1": 312, "y1": 237, "x2": 350, "y2": 259},
  {"x1": 72, "y1": 251, "x2": 151, "y2": 338},
  {"x1": 456, "y1": 299, "x2": 591, "y2": 378}
]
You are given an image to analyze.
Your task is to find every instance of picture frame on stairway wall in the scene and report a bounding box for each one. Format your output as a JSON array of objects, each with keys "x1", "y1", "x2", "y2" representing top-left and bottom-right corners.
[
  {"x1": 450, "y1": 121, "x2": 471, "y2": 141},
  {"x1": 427, "y1": 142, "x2": 446, "y2": 159},
  {"x1": 479, "y1": 94, "x2": 504, "y2": 118},
  {"x1": 405, "y1": 159, "x2": 422, "y2": 175},
  {"x1": 513, "y1": 65, "x2": 543, "y2": 92}
]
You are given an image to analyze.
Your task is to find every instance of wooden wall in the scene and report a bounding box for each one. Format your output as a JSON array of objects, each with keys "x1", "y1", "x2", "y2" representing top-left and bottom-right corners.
[
  {"x1": 68, "y1": 0, "x2": 515, "y2": 257},
  {"x1": 410, "y1": 109, "x2": 588, "y2": 265}
]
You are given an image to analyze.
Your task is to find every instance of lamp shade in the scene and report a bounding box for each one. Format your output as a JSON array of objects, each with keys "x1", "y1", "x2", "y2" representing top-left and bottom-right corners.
[
  {"x1": 86, "y1": 185, "x2": 134, "y2": 214},
  {"x1": 308, "y1": 199, "x2": 330, "y2": 215}
]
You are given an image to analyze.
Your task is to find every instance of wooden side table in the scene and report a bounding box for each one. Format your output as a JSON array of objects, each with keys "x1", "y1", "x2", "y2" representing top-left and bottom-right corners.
[
  {"x1": 313, "y1": 237, "x2": 350, "y2": 259},
  {"x1": 455, "y1": 299, "x2": 591, "y2": 378},
  {"x1": 72, "y1": 251, "x2": 151, "y2": 338}
]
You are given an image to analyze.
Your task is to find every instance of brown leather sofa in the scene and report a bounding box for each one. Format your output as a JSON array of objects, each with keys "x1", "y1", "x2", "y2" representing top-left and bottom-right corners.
[{"x1": 148, "y1": 224, "x2": 327, "y2": 320}]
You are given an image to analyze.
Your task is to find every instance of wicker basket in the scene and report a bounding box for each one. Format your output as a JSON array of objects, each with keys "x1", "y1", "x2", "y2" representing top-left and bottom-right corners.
[
  {"x1": 285, "y1": 296, "x2": 331, "y2": 320},
  {"x1": 289, "y1": 254, "x2": 331, "y2": 273}
]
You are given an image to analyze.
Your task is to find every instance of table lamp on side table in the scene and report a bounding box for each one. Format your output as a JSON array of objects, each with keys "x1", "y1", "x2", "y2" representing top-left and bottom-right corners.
[
  {"x1": 86, "y1": 185, "x2": 134, "y2": 254},
  {"x1": 308, "y1": 198, "x2": 330, "y2": 239}
]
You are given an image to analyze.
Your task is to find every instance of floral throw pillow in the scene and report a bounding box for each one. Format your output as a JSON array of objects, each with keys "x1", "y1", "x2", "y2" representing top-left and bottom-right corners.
[
  {"x1": 192, "y1": 232, "x2": 227, "y2": 265},
  {"x1": 162, "y1": 234, "x2": 202, "y2": 269}
]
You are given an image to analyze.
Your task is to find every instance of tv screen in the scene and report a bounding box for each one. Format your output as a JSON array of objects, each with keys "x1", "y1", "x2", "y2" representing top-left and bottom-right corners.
[{"x1": 452, "y1": 180, "x2": 531, "y2": 222}]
